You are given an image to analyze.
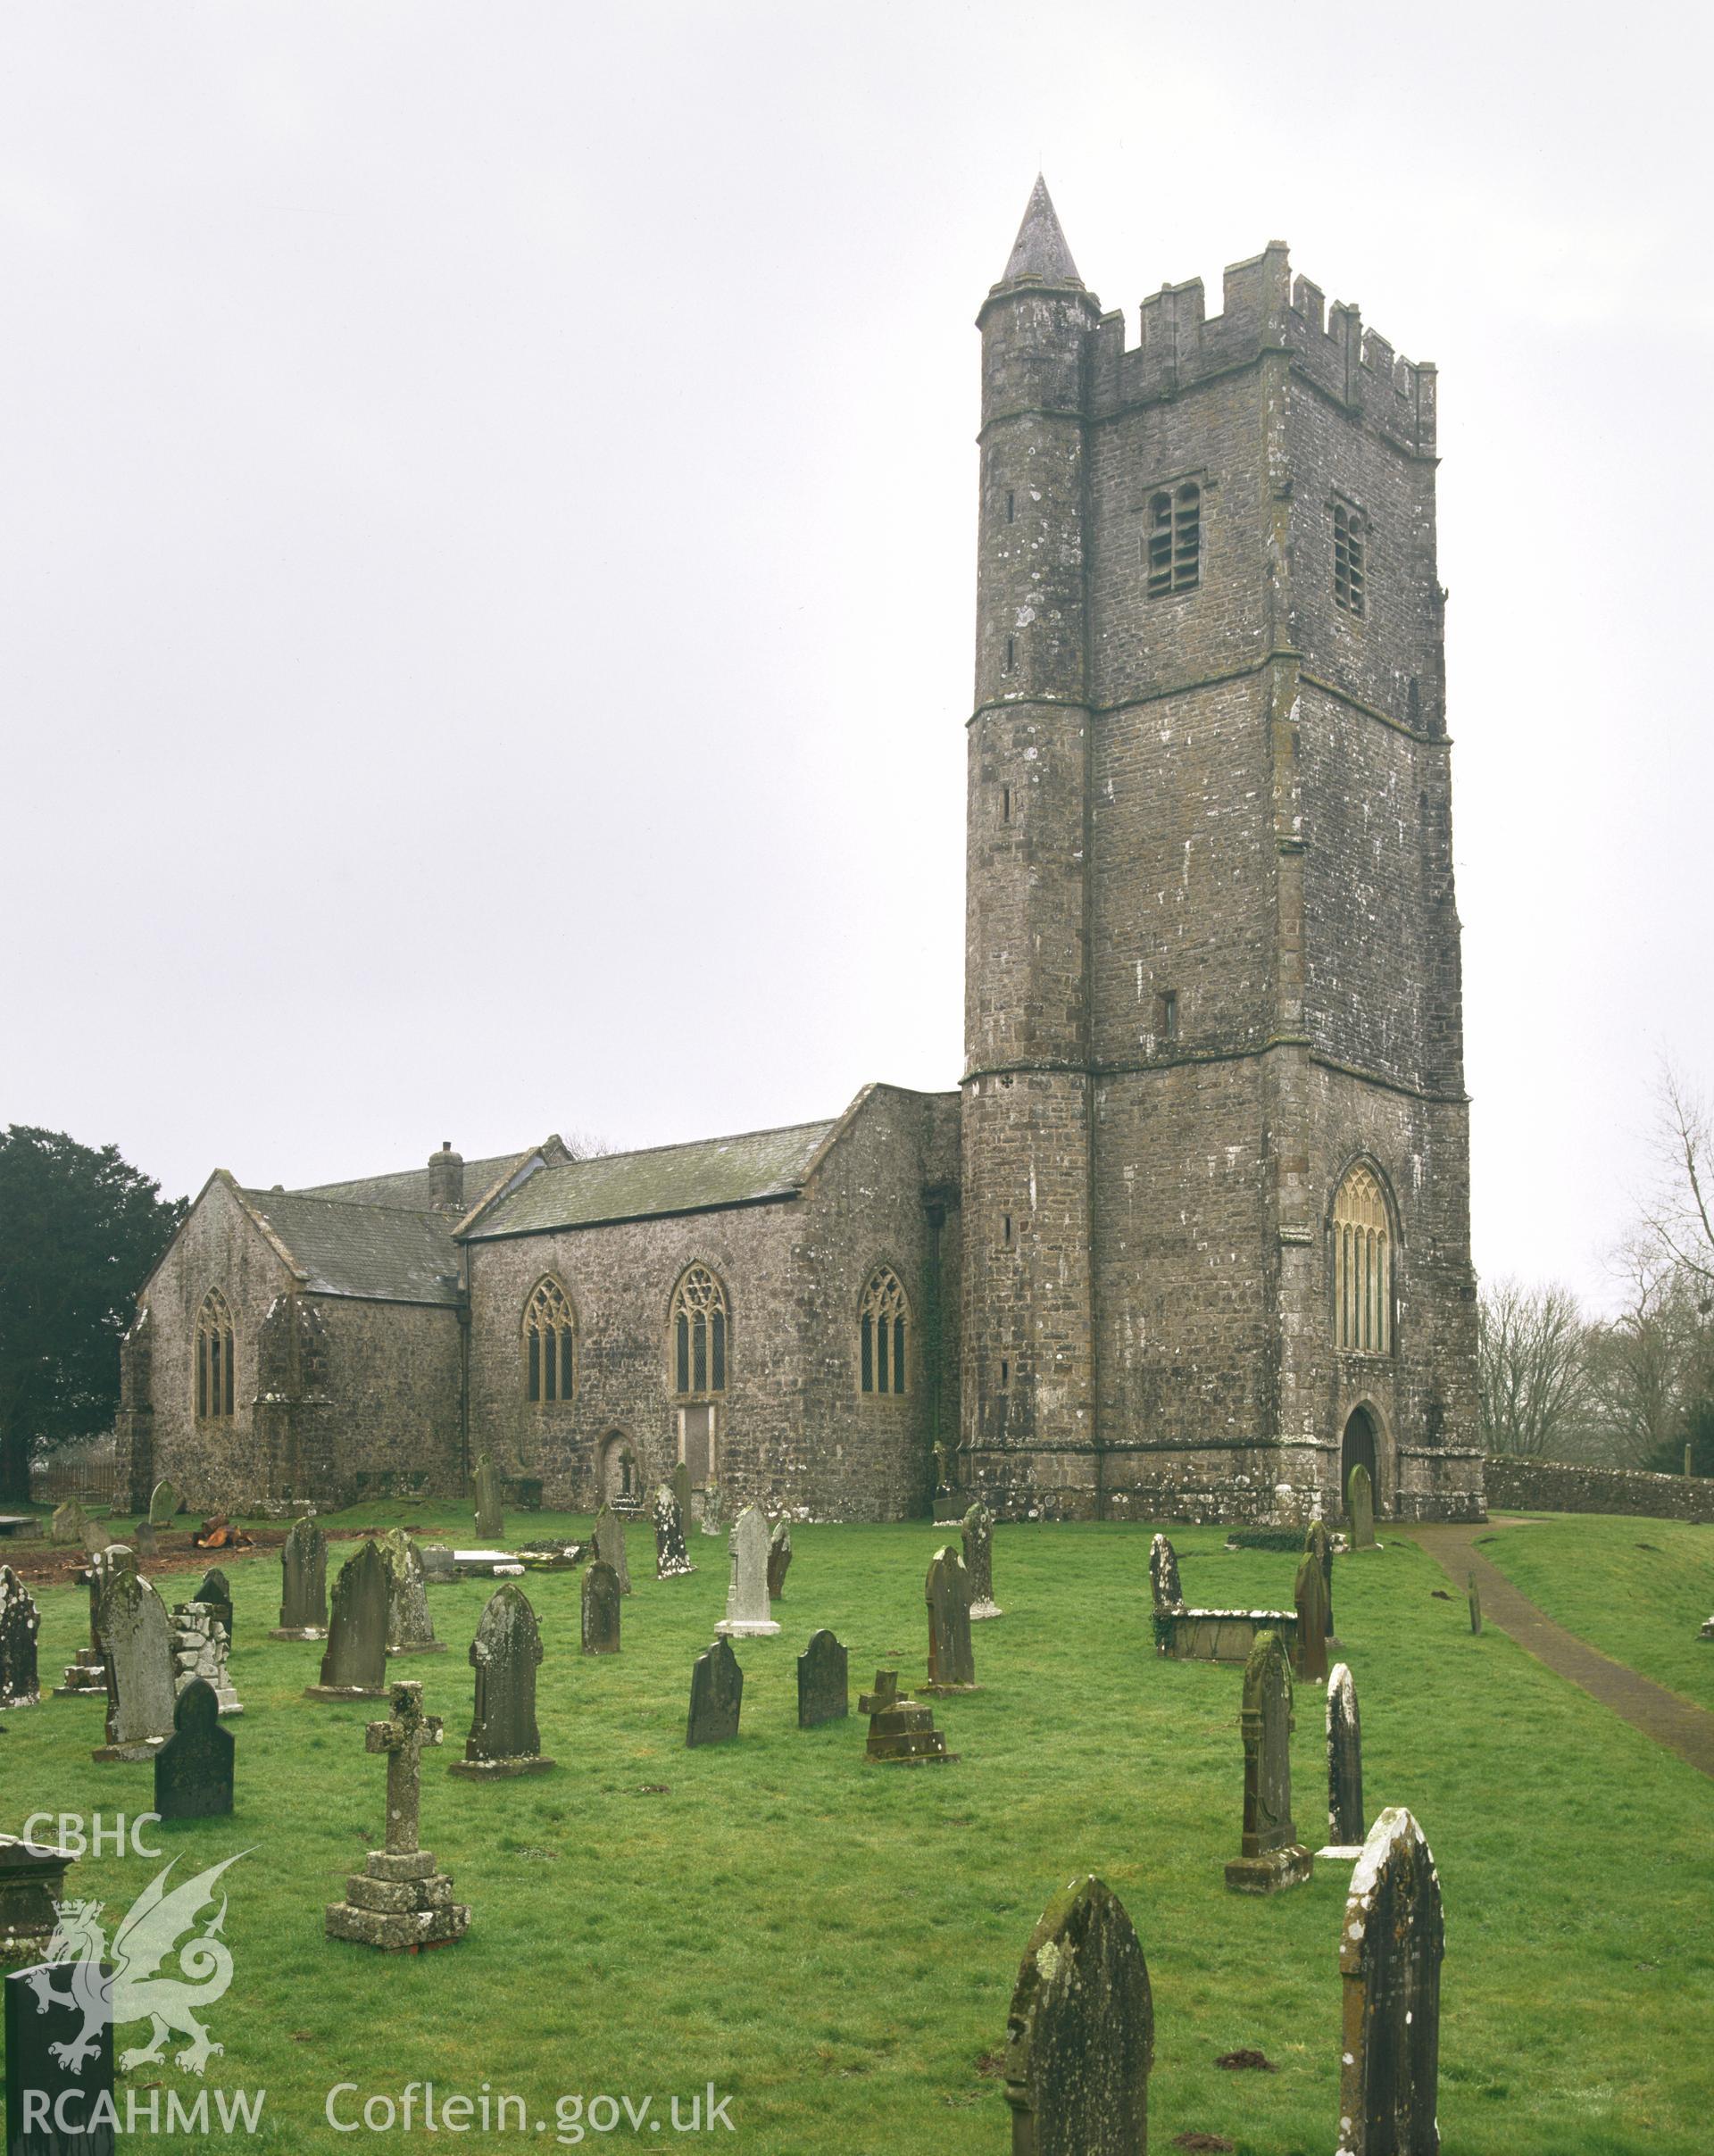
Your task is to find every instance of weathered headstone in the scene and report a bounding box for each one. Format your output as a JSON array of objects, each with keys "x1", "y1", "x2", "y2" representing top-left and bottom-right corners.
[
  {"x1": 154, "y1": 1677, "x2": 235, "y2": 1821},
  {"x1": 471, "y1": 1451, "x2": 504, "y2": 1543},
  {"x1": 671, "y1": 1456, "x2": 693, "y2": 1527},
  {"x1": 1149, "y1": 1532, "x2": 1184, "y2": 1614},
  {"x1": 1336, "y1": 1808, "x2": 1444, "y2": 2156},
  {"x1": 0, "y1": 1835, "x2": 78, "y2": 1969},
  {"x1": 5, "y1": 1958, "x2": 116, "y2": 2154},
  {"x1": 767, "y1": 1519, "x2": 793, "y2": 1602},
  {"x1": 132, "y1": 1519, "x2": 157, "y2": 1560},
  {"x1": 861, "y1": 1668, "x2": 956, "y2": 1763},
  {"x1": 1003, "y1": 1874, "x2": 1152, "y2": 2156},
  {"x1": 93, "y1": 1570, "x2": 177, "y2": 1762},
  {"x1": 1223, "y1": 1628, "x2": 1311, "y2": 1894},
  {"x1": 171, "y1": 1600, "x2": 242, "y2": 1716},
  {"x1": 698, "y1": 1482, "x2": 722, "y2": 1537},
  {"x1": 450, "y1": 1583, "x2": 553, "y2": 1777},
  {"x1": 591, "y1": 1503, "x2": 633, "y2": 1596},
  {"x1": 1468, "y1": 1571, "x2": 1482, "y2": 1635},
  {"x1": 653, "y1": 1484, "x2": 695, "y2": 1579},
  {"x1": 1305, "y1": 1518, "x2": 1335, "y2": 1637},
  {"x1": 48, "y1": 1498, "x2": 87, "y2": 1546},
  {"x1": 923, "y1": 1545, "x2": 977, "y2": 1692},
  {"x1": 796, "y1": 1629, "x2": 848, "y2": 1727},
  {"x1": 686, "y1": 1636, "x2": 744, "y2": 1747},
  {"x1": 79, "y1": 1516, "x2": 116, "y2": 1555},
  {"x1": 148, "y1": 1478, "x2": 179, "y2": 1528},
  {"x1": 715, "y1": 1505, "x2": 780, "y2": 1637},
  {"x1": 1293, "y1": 1552, "x2": 1331, "y2": 1684},
  {"x1": 1322, "y1": 1661, "x2": 1365, "y2": 1856},
  {"x1": 57, "y1": 1547, "x2": 133, "y2": 1695},
  {"x1": 192, "y1": 1567, "x2": 234, "y2": 1644},
  {"x1": 962, "y1": 1502, "x2": 1003, "y2": 1620},
  {"x1": 0, "y1": 1567, "x2": 41, "y2": 1710},
  {"x1": 306, "y1": 1540, "x2": 390, "y2": 1700},
  {"x1": 581, "y1": 1559, "x2": 622, "y2": 1655},
  {"x1": 272, "y1": 1516, "x2": 329, "y2": 1638},
  {"x1": 1347, "y1": 1463, "x2": 1377, "y2": 1550},
  {"x1": 379, "y1": 1528, "x2": 445, "y2": 1655},
  {"x1": 325, "y1": 1680, "x2": 470, "y2": 1950}
]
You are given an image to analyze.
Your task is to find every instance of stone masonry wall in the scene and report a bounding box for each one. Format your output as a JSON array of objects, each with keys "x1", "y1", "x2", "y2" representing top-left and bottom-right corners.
[{"x1": 1485, "y1": 1458, "x2": 1714, "y2": 1524}]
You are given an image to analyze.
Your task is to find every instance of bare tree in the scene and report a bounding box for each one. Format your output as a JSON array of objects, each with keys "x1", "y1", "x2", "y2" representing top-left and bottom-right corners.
[
  {"x1": 1583, "y1": 1241, "x2": 1701, "y2": 1465},
  {"x1": 1477, "y1": 1278, "x2": 1591, "y2": 1459},
  {"x1": 1639, "y1": 1063, "x2": 1714, "y2": 1293}
]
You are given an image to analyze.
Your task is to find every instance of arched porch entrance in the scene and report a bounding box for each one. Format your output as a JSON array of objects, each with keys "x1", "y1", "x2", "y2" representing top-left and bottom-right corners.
[{"x1": 1340, "y1": 1403, "x2": 1381, "y2": 1519}]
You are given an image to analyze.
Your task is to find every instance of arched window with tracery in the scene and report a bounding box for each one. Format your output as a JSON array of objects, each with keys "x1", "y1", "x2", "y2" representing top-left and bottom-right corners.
[
  {"x1": 1332, "y1": 1165, "x2": 1393, "y2": 1355},
  {"x1": 671, "y1": 1266, "x2": 728, "y2": 1397},
  {"x1": 523, "y1": 1278, "x2": 577, "y2": 1403},
  {"x1": 196, "y1": 1288, "x2": 236, "y2": 1420},
  {"x1": 859, "y1": 1266, "x2": 910, "y2": 1396}
]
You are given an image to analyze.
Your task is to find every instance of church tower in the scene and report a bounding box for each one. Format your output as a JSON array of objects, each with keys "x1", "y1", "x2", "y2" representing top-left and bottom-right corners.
[{"x1": 960, "y1": 181, "x2": 1482, "y2": 1524}]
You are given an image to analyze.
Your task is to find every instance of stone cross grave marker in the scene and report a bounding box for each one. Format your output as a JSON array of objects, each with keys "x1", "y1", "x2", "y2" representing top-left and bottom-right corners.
[
  {"x1": 171, "y1": 1601, "x2": 242, "y2": 1716},
  {"x1": 451, "y1": 1582, "x2": 553, "y2": 1777},
  {"x1": 961, "y1": 1502, "x2": 1003, "y2": 1619},
  {"x1": 1321, "y1": 1662, "x2": 1365, "y2": 1858},
  {"x1": 306, "y1": 1539, "x2": 390, "y2": 1700},
  {"x1": 154, "y1": 1677, "x2": 235, "y2": 1821},
  {"x1": 767, "y1": 1519, "x2": 793, "y2": 1602},
  {"x1": 1468, "y1": 1571, "x2": 1482, "y2": 1635},
  {"x1": 715, "y1": 1505, "x2": 780, "y2": 1636},
  {"x1": 325, "y1": 1680, "x2": 470, "y2": 1951},
  {"x1": 192, "y1": 1568, "x2": 233, "y2": 1644},
  {"x1": 686, "y1": 1636, "x2": 744, "y2": 1747},
  {"x1": 1223, "y1": 1628, "x2": 1311, "y2": 1894},
  {"x1": 923, "y1": 1545, "x2": 977, "y2": 1692},
  {"x1": 1336, "y1": 1808, "x2": 1444, "y2": 2156},
  {"x1": 1347, "y1": 1463, "x2": 1377, "y2": 1549},
  {"x1": 379, "y1": 1529, "x2": 445, "y2": 1655},
  {"x1": 6, "y1": 1960, "x2": 115, "y2": 2155},
  {"x1": 653, "y1": 1484, "x2": 695, "y2": 1579},
  {"x1": 581, "y1": 1560, "x2": 622, "y2": 1655},
  {"x1": 471, "y1": 1451, "x2": 504, "y2": 1543},
  {"x1": 1305, "y1": 1518, "x2": 1335, "y2": 1637},
  {"x1": 94, "y1": 1570, "x2": 177, "y2": 1763},
  {"x1": 796, "y1": 1628, "x2": 848, "y2": 1727},
  {"x1": 1003, "y1": 1874, "x2": 1152, "y2": 2156},
  {"x1": 592, "y1": 1503, "x2": 633, "y2": 1595},
  {"x1": 57, "y1": 1545, "x2": 133, "y2": 1696},
  {"x1": 1294, "y1": 1552, "x2": 1331, "y2": 1684},
  {"x1": 273, "y1": 1516, "x2": 328, "y2": 1638},
  {"x1": 861, "y1": 1668, "x2": 956, "y2": 1764},
  {"x1": 147, "y1": 1479, "x2": 179, "y2": 1528},
  {"x1": 0, "y1": 1566, "x2": 41, "y2": 1710}
]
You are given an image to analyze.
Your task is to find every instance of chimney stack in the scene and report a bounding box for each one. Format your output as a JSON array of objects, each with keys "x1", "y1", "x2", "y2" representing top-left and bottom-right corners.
[{"x1": 428, "y1": 1141, "x2": 464, "y2": 1211}]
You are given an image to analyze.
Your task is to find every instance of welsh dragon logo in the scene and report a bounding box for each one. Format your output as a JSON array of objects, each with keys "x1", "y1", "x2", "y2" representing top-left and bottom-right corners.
[{"x1": 22, "y1": 1851, "x2": 250, "y2": 2076}]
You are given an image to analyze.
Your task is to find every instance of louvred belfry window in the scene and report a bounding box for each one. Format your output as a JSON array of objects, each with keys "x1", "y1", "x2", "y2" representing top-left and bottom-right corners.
[
  {"x1": 1146, "y1": 481, "x2": 1201, "y2": 597},
  {"x1": 1334, "y1": 502, "x2": 1368, "y2": 617}
]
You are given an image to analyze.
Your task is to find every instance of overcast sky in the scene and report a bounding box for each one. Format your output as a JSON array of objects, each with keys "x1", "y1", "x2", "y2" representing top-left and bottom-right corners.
[{"x1": 2, "y1": 2, "x2": 1708, "y2": 1311}]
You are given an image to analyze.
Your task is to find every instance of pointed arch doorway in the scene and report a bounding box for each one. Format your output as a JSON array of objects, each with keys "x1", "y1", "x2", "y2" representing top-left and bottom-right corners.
[{"x1": 1340, "y1": 1403, "x2": 1380, "y2": 1518}]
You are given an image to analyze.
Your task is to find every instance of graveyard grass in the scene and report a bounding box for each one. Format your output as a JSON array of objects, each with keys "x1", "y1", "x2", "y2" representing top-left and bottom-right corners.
[{"x1": 4, "y1": 1511, "x2": 1713, "y2": 2156}]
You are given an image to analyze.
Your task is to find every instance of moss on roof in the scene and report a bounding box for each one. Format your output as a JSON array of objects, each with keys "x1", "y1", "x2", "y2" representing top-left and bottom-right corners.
[
  {"x1": 291, "y1": 1153, "x2": 527, "y2": 1211},
  {"x1": 239, "y1": 1190, "x2": 463, "y2": 1305}
]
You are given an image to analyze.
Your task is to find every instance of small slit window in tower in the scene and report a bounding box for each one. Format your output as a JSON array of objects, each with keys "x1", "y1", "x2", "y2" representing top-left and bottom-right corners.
[
  {"x1": 1000, "y1": 1358, "x2": 1010, "y2": 1389},
  {"x1": 1004, "y1": 636, "x2": 1015, "y2": 673},
  {"x1": 1146, "y1": 483, "x2": 1201, "y2": 596},
  {"x1": 1334, "y1": 504, "x2": 1367, "y2": 617},
  {"x1": 1158, "y1": 988, "x2": 1178, "y2": 1044},
  {"x1": 1002, "y1": 786, "x2": 1011, "y2": 823},
  {"x1": 1006, "y1": 489, "x2": 1015, "y2": 524},
  {"x1": 1003, "y1": 1213, "x2": 1012, "y2": 1246}
]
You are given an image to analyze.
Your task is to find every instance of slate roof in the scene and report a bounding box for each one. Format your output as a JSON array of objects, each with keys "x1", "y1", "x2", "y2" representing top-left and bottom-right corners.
[
  {"x1": 237, "y1": 1189, "x2": 463, "y2": 1306},
  {"x1": 462, "y1": 1119, "x2": 837, "y2": 1240},
  {"x1": 292, "y1": 1153, "x2": 526, "y2": 1211}
]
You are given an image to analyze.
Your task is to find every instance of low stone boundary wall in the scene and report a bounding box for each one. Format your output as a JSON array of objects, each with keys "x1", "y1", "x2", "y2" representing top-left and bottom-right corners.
[{"x1": 1485, "y1": 1457, "x2": 1714, "y2": 1524}]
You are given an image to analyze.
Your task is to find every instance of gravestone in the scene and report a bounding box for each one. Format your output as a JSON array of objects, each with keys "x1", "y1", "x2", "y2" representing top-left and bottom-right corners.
[
  {"x1": 715, "y1": 1505, "x2": 780, "y2": 1637},
  {"x1": 0, "y1": 1567, "x2": 41, "y2": 1710},
  {"x1": 1223, "y1": 1628, "x2": 1311, "y2": 1894},
  {"x1": 325, "y1": 1681, "x2": 470, "y2": 1950},
  {"x1": 450, "y1": 1583, "x2": 554, "y2": 1777},
  {"x1": 1468, "y1": 1571, "x2": 1482, "y2": 1635},
  {"x1": 1003, "y1": 1874, "x2": 1152, "y2": 2156},
  {"x1": 192, "y1": 1568, "x2": 234, "y2": 1644},
  {"x1": 1322, "y1": 1662, "x2": 1365, "y2": 1857},
  {"x1": 767, "y1": 1519, "x2": 793, "y2": 1602},
  {"x1": 154, "y1": 1677, "x2": 235, "y2": 1821},
  {"x1": 379, "y1": 1529, "x2": 445, "y2": 1655},
  {"x1": 1149, "y1": 1532, "x2": 1183, "y2": 1614},
  {"x1": 653, "y1": 1484, "x2": 695, "y2": 1579},
  {"x1": 132, "y1": 1519, "x2": 157, "y2": 1560},
  {"x1": 171, "y1": 1602, "x2": 242, "y2": 1715},
  {"x1": 79, "y1": 1517, "x2": 116, "y2": 1555},
  {"x1": 5, "y1": 1959, "x2": 116, "y2": 2155},
  {"x1": 58, "y1": 1547, "x2": 133, "y2": 1695},
  {"x1": 1305, "y1": 1519, "x2": 1335, "y2": 1638},
  {"x1": 581, "y1": 1560, "x2": 622, "y2": 1655},
  {"x1": 93, "y1": 1570, "x2": 177, "y2": 1762},
  {"x1": 671, "y1": 1457, "x2": 693, "y2": 1528},
  {"x1": 796, "y1": 1628, "x2": 848, "y2": 1727},
  {"x1": 1336, "y1": 1808, "x2": 1444, "y2": 2156},
  {"x1": 471, "y1": 1451, "x2": 504, "y2": 1543},
  {"x1": 1347, "y1": 1463, "x2": 1377, "y2": 1550},
  {"x1": 923, "y1": 1546, "x2": 977, "y2": 1692},
  {"x1": 148, "y1": 1478, "x2": 179, "y2": 1528},
  {"x1": 861, "y1": 1668, "x2": 956, "y2": 1763},
  {"x1": 961, "y1": 1502, "x2": 1003, "y2": 1620},
  {"x1": 686, "y1": 1636, "x2": 744, "y2": 1747},
  {"x1": 48, "y1": 1498, "x2": 87, "y2": 1546},
  {"x1": 306, "y1": 1540, "x2": 390, "y2": 1700},
  {"x1": 0, "y1": 1835, "x2": 79, "y2": 1969},
  {"x1": 699, "y1": 1483, "x2": 722, "y2": 1537},
  {"x1": 1293, "y1": 1553, "x2": 1331, "y2": 1684},
  {"x1": 592, "y1": 1504, "x2": 633, "y2": 1596},
  {"x1": 272, "y1": 1516, "x2": 329, "y2": 1638}
]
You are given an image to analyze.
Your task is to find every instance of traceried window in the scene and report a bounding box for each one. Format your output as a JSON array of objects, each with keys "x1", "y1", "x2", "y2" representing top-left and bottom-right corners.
[
  {"x1": 1332, "y1": 1165, "x2": 1392, "y2": 1354},
  {"x1": 196, "y1": 1288, "x2": 236, "y2": 1420},
  {"x1": 671, "y1": 1265, "x2": 728, "y2": 1397},
  {"x1": 1146, "y1": 481, "x2": 1201, "y2": 597},
  {"x1": 858, "y1": 1266, "x2": 910, "y2": 1397},
  {"x1": 1334, "y1": 502, "x2": 1367, "y2": 617},
  {"x1": 523, "y1": 1277, "x2": 577, "y2": 1403}
]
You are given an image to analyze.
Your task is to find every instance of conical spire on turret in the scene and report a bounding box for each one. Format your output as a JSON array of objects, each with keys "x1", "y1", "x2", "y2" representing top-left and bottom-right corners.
[{"x1": 997, "y1": 175, "x2": 1083, "y2": 290}]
